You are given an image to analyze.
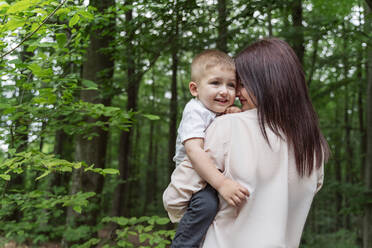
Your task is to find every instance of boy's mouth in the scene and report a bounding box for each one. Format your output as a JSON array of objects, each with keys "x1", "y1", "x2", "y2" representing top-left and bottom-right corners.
[{"x1": 215, "y1": 98, "x2": 228, "y2": 104}]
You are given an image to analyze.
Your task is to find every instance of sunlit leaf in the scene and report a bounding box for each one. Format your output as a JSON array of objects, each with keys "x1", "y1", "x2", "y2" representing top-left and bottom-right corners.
[
  {"x1": 82, "y1": 79, "x2": 98, "y2": 89},
  {"x1": 69, "y1": 14, "x2": 80, "y2": 27},
  {"x1": 28, "y1": 63, "x2": 53, "y2": 77},
  {"x1": 143, "y1": 114, "x2": 160, "y2": 120},
  {"x1": 0, "y1": 174, "x2": 10, "y2": 181},
  {"x1": 102, "y1": 168, "x2": 119, "y2": 175},
  {"x1": 6, "y1": 0, "x2": 40, "y2": 14},
  {"x1": 73, "y1": 205, "x2": 82, "y2": 213},
  {"x1": 35, "y1": 171, "x2": 50, "y2": 181}
]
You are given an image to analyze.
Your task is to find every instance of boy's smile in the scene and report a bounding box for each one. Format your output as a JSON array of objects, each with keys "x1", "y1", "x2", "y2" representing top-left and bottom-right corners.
[{"x1": 189, "y1": 65, "x2": 236, "y2": 113}]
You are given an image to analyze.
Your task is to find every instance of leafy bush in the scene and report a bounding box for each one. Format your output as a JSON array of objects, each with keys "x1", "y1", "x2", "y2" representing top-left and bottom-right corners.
[
  {"x1": 0, "y1": 150, "x2": 119, "y2": 245},
  {"x1": 301, "y1": 229, "x2": 359, "y2": 248},
  {"x1": 98, "y1": 216, "x2": 175, "y2": 248}
]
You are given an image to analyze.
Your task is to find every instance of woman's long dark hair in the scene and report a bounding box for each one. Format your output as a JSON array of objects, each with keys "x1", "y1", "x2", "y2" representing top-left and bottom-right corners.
[{"x1": 235, "y1": 38, "x2": 330, "y2": 177}]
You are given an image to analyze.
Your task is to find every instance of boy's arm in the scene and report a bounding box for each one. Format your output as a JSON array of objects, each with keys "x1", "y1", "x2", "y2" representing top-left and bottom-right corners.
[{"x1": 184, "y1": 138, "x2": 249, "y2": 207}]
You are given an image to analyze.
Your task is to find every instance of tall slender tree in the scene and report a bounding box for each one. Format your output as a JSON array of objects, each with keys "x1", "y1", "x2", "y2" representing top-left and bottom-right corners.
[
  {"x1": 364, "y1": 2, "x2": 372, "y2": 247},
  {"x1": 112, "y1": 0, "x2": 165, "y2": 217},
  {"x1": 217, "y1": 0, "x2": 228, "y2": 52},
  {"x1": 67, "y1": 0, "x2": 115, "y2": 227},
  {"x1": 291, "y1": 0, "x2": 304, "y2": 64},
  {"x1": 167, "y1": 4, "x2": 179, "y2": 179}
]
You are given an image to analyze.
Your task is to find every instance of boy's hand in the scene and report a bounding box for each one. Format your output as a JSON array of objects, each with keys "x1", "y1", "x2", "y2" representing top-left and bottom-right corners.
[
  {"x1": 225, "y1": 106, "x2": 241, "y2": 114},
  {"x1": 216, "y1": 178, "x2": 249, "y2": 207}
]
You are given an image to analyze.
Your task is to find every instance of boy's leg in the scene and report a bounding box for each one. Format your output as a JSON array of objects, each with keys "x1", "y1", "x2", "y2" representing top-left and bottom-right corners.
[{"x1": 171, "y1": 184, "x2": 219, "y2": 248}]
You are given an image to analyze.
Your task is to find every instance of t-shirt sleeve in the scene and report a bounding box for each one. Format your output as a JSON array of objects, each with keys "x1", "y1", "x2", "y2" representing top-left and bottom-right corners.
[
  {"x1": 203, "y1": 117, "x2": 231, "y2": 172},
  {"x1": 178, "y1": 104, "x2": 211, "y2": 143}
]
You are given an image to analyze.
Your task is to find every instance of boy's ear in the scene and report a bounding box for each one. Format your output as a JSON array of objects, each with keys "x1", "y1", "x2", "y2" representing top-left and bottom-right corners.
[{"x1": 189, "y1": 81, "x2": 198, "y2": 97}]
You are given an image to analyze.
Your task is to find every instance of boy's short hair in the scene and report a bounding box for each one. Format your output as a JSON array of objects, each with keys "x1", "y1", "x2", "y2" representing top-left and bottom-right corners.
[{"x1": 191, "y1": 49, "x2": 235, "y2": 83}]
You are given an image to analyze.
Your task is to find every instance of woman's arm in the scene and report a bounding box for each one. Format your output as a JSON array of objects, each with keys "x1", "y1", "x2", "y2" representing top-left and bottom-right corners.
[{"x1": 184, "y1": 138, "x2": 249, "y2": 207}]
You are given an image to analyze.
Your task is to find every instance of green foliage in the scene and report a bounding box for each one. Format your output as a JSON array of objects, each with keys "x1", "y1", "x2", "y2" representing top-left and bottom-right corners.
[
  {"x1": 0, "y1": 0, "x2": 369, "y2": 246},
  {"x1": 0, "y1": 149, "x2": 118, "y2": 245},
  {"x1": 0, "y1": 150, "x2": 118, "y2": 182},
  {"x1": 64, "y1": 225, "x2": 94, "y2": 243},
  {"x1": 100, "y1": 216, "x2": 175, "y2": 248},
  {"x1": 0, "y1": 191, "x2": 96, "y2": 244},
  {"x1": 302, "y1": 229, "x2": 359, "y2": 248}
]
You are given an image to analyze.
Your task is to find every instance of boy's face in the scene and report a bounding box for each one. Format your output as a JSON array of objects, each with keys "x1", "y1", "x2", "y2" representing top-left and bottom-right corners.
[{"x1": 189, "y1": 65, "x2": 236, "y2": 113}]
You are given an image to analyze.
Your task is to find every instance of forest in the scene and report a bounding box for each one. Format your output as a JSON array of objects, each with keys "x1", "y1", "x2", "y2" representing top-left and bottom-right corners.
[{"x1": 0, "y1": 0, "x2": 372, "y2": 247}]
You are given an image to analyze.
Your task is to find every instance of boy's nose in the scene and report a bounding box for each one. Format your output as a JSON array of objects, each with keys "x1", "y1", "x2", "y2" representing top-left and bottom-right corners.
[{"x1": 219, "y1": 86, "x2": 228, "y2": 95}]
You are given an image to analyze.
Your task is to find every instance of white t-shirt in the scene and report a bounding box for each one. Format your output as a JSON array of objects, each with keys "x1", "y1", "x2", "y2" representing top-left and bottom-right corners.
[{"x1": 173, "y1": 98, "x2": 216, "y2": 166}]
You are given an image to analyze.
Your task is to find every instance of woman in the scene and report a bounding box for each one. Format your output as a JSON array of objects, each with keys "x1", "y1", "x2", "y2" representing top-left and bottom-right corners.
[{"x1": 200, "y1": 38, "x2": 330, "y2": 247}]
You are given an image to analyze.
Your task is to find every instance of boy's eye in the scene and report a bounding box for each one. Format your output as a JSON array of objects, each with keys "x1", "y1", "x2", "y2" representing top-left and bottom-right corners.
[
  {"x1": 210, "y1": 81, "x2": 219, "y2": 85},
  {"x1": 228, "y1": 82, "x2": 236, "y2": 88}
]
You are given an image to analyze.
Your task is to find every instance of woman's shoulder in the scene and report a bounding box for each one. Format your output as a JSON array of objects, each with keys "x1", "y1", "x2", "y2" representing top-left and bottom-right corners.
[{"x1": 215, "y1": 109, "x2": 258, "y2": 122}]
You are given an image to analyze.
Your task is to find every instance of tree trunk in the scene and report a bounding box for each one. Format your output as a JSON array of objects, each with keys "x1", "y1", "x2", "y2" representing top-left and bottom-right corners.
[
  {"x1": 127, "y1": 123, "x2": 141, "y2": 216},
  {"x1": 6, "y1": 48, "x2": 33, "y2": 222},
  {"x1": 112, "y1": 0, "x2": 161, "y2": 216},
  {"x1": 217, "y1": 0, "x2": 228, "y2": 52},
  {"x1": 359, "y1": 51, "x2": 367, "y2": 179},
  {"x1": 334, "y1": 97, "x2": 344, "y2": 230},
  {"x1": 342, "y1": 22, "x2": 352, "y2": 229},
  {"x1": 52, "y1": 125, "x2": 73, "y2": 187},
  {"x1": 144, "y1": 77, "x2": 157, "y2": 214},
  {"x1": 66, "y1": 0, "x2": 115, "y2": 229},
  {"x1": 291, "y1": 0, "x2": 304, "y2": 65},
  {"x1": 167, "y1": 5, "x2": 179, "y2": 180},
  {"x1": 144, "y1": 121, "x2": 155, "y2": 214},
  {"x1": 267, "y1": 5, "x2": 273, "y2": 37},
  {"x1": 307, "y1": 36, "x2": 319, "y2": 87},
  {"x1": 113, "y1": 2, "x2": 140, "y2": 217},
  {"x1": 363, "y1": 3, "x2": 372, "y2": 247}
]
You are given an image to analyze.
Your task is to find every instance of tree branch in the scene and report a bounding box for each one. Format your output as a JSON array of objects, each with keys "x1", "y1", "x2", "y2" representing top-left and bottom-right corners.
[{"x1": 0, "y1": 0, "x2": 68, "y2": 59}]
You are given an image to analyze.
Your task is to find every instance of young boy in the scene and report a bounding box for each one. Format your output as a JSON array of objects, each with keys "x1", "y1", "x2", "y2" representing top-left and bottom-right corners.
[{"x1": 163, "y1": 50, "x2": 249, "y2": 247}]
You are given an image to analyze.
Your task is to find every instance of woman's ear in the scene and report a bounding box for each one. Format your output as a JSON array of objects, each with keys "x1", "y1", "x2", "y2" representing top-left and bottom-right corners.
[{"x1": 189, "y1": 81, "x2": 198, "y2": 97}]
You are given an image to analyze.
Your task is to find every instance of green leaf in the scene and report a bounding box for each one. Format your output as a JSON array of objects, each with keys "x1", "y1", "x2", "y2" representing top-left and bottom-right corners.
[
  {"x1": 77, "y1": 9, "x2": 94, "y2": 20},
  {"x1": 139, "y1": 233, "x2": 148, "y2": 243},
  {"x1": 0, "y1": 2, "x2": 10, "y2": 10},
  {"x1": 143, "y1": 225, "x2": 153, "y2": 232},
  {"x1": 28, "y1": 63, "x2": 53, "y2": 77},
  {"x1": 55, "y1": 7, "x2": 69, "y2": 16},
  {"x1": 82, "y1": 79, "x2": 98, "y2": 89},
  {"x1": 143, "y1": 114, "x2": 160, "y2": 121},
  {"x1": 117, "y1": 217, "x2": 129, "y2": 226},
  {"x1": 0, "y1": 103, "x2": 11, "y2": 109},
  {"x1": 35, "y1": 171, "x2": 50, "y2": 180},
  {"x1": 155, "y1": 217, "x2": 170, "y2": 225},
  {"x1": 69, "y1": 14, "x2": 80, "y2": 27},
  {"x1": 73, "y1": 162, "x2": 83, "y2": 169},
  {"x1": 73, "y1": 205, "x2": 82, "y2": 213},
  {"x1": 6, "y1": 0, "x2": 38, "y2": 14},
  {"x1": 56, "y1": 33, "x2": 67, "y2": 48},
  {"x1": 32, "y1": 7, "x2": 47, "y2": 15},
  {"x1": 0, "y1": 174, "x2": 10, "y2": 181},
  {"x1": 102, "y1": 168, "x2": 119, "y2": 175},
  {"x1": 6, "y1": 16, "x2": 26, "y2": 30}
]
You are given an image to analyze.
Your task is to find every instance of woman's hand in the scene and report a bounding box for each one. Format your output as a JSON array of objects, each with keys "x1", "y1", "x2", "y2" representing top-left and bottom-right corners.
[{"x1": 216, "y1": 178, "x2": 249, "y2": 207}]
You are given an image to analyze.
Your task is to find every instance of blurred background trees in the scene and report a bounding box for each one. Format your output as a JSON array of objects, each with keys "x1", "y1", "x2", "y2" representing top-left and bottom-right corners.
[{"x1": 0, "y1": 0, "x2": 371, "y2": 247}]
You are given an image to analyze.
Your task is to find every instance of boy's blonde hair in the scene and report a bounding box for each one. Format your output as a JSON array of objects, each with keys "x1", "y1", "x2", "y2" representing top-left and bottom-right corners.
[{"x1": 191, "y1": 49, "x2": 235, "y2": 83}]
